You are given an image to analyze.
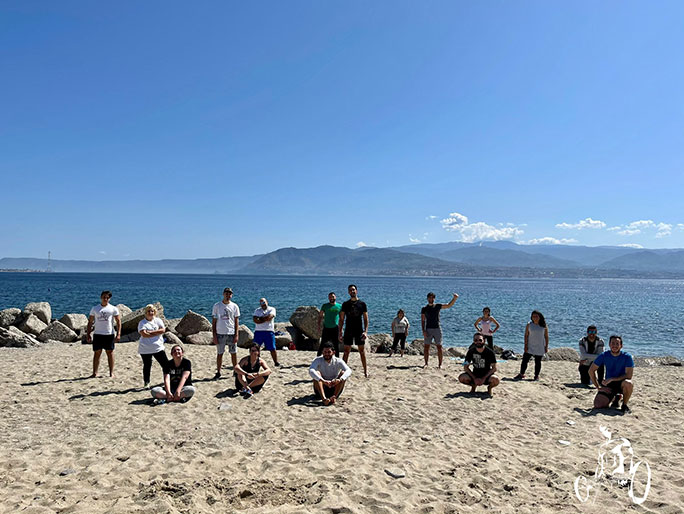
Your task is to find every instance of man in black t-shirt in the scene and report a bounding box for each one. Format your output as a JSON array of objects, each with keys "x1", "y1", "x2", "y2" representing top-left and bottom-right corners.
[
  {"x1": 338, "y1": 284, "x2": 369, "y2": 377},
  {"x1": 459, "y1": 333, "x2": 499, "y2": 396},
  {"x1": 421, "y1": 291, "x2": 459, "y2": 368}
]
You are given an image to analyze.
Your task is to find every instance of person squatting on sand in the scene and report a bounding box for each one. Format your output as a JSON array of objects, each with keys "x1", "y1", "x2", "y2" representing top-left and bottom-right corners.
[
  {"x1": 309, "y1": 341, "x2": 352, "y2": 406},
  {"x1": 317, "y1": 292, "x2": 341, "y2": 357},
  {"x1": 578, "y1": 325, "x2": 605, "y2": 386},
  {"x1": 137, "y1": 304, "x2": 168, "y2": 388},
  {"x1": 339, "y1": 284, "x2": 370, "y2": 377},
  {"x1": 388, "y1": 309, "x2": 410, "y2": 357},
  {"x1": 474, "y1": 306, "x2": 500, "y2": 350},
  {"x1": 459, "y1": 333, "x2": 500, "y2": 395},
  {"x1": 234, "y1": 343, "x2": 272, "y2": 398},
  {"x1": 590, "y1": 335, "x2": 634, "y2": 413},
  {"x1": 212, "y1": 287, "x2": 240, "y2": 380},
  {"x1": 86, "y1": 290, "x2": 121, "y2": 378},
  {"x1": 421, "y1": 292, "x2": 459, "y2": 369},
  {"x1": 253, "y1": 297, "x2": 279, "y2": 367},
  {"x1": 514, "y1": 310, "x2": 549, "y2": 381},
  {"x1": 151, "y1": 344, "x2": 196, "y2": 402}
]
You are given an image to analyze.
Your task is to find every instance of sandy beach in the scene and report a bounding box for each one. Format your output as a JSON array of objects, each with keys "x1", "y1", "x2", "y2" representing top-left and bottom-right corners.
[{"x1": 1, "y1": 341, "x2": 682, "y2": 513}]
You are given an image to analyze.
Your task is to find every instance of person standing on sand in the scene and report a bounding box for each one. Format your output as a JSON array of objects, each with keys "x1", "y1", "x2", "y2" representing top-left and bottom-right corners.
[
  {"x1": 137, "y1": 304, "x2": 168, "y2": 388},
  {"x1": 339, "y1": 284, "x2": 369, "y2": 377},
  {"x1": 253, "y1": 297, "x2": 279, "y2": 367},
  {"x1": 85, "y1": 290, "x2": 121, "y2": 378},
  {"x1": 421, "y1": 292, "x2": 459, "y2": 369},
  {"x1": 590, "y1": 335, "x2": 634, "y2": 413},
  {"x1": 474, "y1": 306, "x2": 500, "y2": 350},
  {"x1": 317, "y1": 292, "x2": 341, "y2": 356},
  {"x1": 459, "y1": 333, "x2": 499, "y2": 395},
  {"x1": 514, "y1": 310, "x2": 549, "y2": 381},
  {"x1": 211, "y1": 287, "x2": 240, "y2": 380},
  {"x1": 388, "y1": 309, "x2": 410, "y2": 357},
  {"x1": 234, "y1": 344, "x2": 272, "y2": 397},
  {"x1": 578, "y1": 325, "x2": 605, "y2": 386},
  {"x1": 309, "y1": 341, "x2": 352, "y2": 405},
  {"x1": 151, "y1": 344, "x2": 196, "y2": 403}
]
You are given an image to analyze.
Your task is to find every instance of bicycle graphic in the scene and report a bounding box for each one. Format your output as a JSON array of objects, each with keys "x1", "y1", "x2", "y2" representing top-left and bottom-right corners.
[{"x1": 574, "y1": 425, "x2": 651, "y2": 505}]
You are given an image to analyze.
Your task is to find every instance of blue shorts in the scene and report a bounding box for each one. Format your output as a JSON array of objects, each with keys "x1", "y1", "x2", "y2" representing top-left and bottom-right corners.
[{"x1": 254, "y1": 331, "x2": 276, "y2": 351}]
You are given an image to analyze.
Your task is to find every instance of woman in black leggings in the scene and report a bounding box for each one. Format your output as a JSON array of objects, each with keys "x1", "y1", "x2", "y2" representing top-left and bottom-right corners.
[{"x1": 137, "y1": 304, "x2": 168, "y2": 387}]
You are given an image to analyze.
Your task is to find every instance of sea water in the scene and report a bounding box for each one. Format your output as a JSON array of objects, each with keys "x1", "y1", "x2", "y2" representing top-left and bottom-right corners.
[{"x1": 1, "y1": 272, "x2": 682, "y2": 358}]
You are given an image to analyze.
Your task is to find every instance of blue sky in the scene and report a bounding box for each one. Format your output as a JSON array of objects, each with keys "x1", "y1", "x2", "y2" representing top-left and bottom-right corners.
[{"x1": 2, "y1": 1, "x2": 683, "y2": 259}]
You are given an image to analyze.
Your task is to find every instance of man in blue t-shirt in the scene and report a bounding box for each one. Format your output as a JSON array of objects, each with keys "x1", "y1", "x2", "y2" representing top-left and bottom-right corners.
[{"x1": 590, "y1": 335, "x2": 634, "y2": 413}]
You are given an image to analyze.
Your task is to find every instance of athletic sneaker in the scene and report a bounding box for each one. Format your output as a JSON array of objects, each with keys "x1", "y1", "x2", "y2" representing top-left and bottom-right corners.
[
  {"x1": 621, "y1": 404, "x2": 631, "y2": 414},
  {"x1": 213, "y1": 372, "x2": 221, "y2": 380},
  {"x1": 244, "y1": 388, "x2": 254, "y2": 398},
  {"x1": 513, "y1": 374, "x2": 525, "y2": 380},
  {"x1": 274, "y1": 362, "x2": 281, "y2": 367},
  {"x1": 239, "y1": 387, "x2": 248, "y2": 394},
  {"x1": 610, "y1": 395, "x2": 622, "y2": 409}
]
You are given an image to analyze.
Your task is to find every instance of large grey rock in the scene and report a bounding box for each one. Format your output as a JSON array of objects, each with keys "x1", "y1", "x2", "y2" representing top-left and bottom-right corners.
[
  {"x1": 369, "y1": 333, "x2": 392, "y2": 353},
  {"x1": 38, "y1": 321, "x2": 78, "y2": 343},
  {"x1": 237, "y1": 325, "x2": 254, "y2": 348},
  {"x1": 0, "y1": 326, "x2": 41, "y2": 348},
  {"x1": 186, "y1": 331, "x2": 214, "y2": 345},
  {"x1": 546, "y1": 347, "x2": 580, "y2": 361},
  {"x1": 59, "y1": 313, "x2": 88, "y2": 333},
  {"x1": 120, "y1": 303, "x2": 164, "y2": 334},
  {"x1": 175, "y1": 310, "x2": 211, "y2": 337},
  {"x1": 633, "y1": 356, "x2": 682, "y2": 367},
  {"x1": 0, "y1": 308, "x2": 21, "y2": 328},
  {"x1": 165, "y1": 318, "x2": 182, "y2": 333},
  {"x1": 115, "y1": 304, "x2": 132, "y2": 318},
  {"x1": 119, "y1": 331, "x2": 140, "y2": 343},
  {"x1": 274, "y1": 322, "x2": 295, "y2": 349},
  {"x1": 23, "y1": 302, "x2": 52, "y2": 324},
  {"x1": 289, "y1": 306, "x2": 321, "y2": 340},
  {"x1": 164, "y1": 332, "x2": 183, "y2": 347},
  {"x1": 446, "y1": 346, "x2": 468, "y2": 358},
  {"x1": 17, "y1": 313, "x2": 48, "y2": 336}
]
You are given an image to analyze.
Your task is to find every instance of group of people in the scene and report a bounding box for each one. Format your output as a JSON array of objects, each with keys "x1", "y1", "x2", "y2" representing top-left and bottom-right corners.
[{"x1": 83, "y1": 287, "x2": 635, "y2": 412}]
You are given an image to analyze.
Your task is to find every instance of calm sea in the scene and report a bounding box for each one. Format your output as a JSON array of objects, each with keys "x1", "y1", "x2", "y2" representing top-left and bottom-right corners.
[{"x1": 1, "y1": 272, "x2": 682, "y2": 358}]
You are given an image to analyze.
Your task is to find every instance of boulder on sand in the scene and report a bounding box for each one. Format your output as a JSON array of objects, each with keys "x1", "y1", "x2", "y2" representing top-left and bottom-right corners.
[
  {"x1": 0, "y1": 308, "x2": 22, "y2": 328},
  {"x1": 369, "y1": 333, "x2": 392, "y2": 353},
  {"x1": 175, "y1": 310, "x2": 212, "y2": 337},
  {"x1": 16, "y1": 313, "x2": 48, "y2": 336},
  {"x1": 546, "y1": 347, "x2": 580, "y2": 361},
  {"x1": 38, "y1": 321, "x2": 78, "y2": 343},
  {"x1": 164, "y1": 332, "x2": 183, "y2": 347},
  {"x1": 186, "y1": 331, "x2": 214, "y2": 345},
  {"x1": 237, "y1": 325, "x2": 254, "y2": 348},
  {"x1": 23, "y1": 302, "x2": 52, "y2": 324},
  {"x1": 289, "y1": 306, "x2": 321, "y2": 340},
  {"x1": 0, "y1": 326, "x2": 41, "y2": 348},
  {"x1": 59, "y1": 313, "x2": 88, "y2": 333},
  {"x1": 115, "y1": 304, "x2": 133, "y2": 318}
]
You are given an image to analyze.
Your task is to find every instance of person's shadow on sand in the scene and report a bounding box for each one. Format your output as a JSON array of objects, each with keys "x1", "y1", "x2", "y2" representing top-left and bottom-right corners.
[
  {"x1": 22, "y1": 377, "x2": 90, "y2": 387},
  {"x1": 286, "y1": 394, "x2": 319, "y2": 407},
  {"x1": 215, "y1": 388, "x2": 240, "y2": 399},
  {"x1": 444, "y1": 392, "x2": 493, "y2": 400},
  {"x1": 284, "y1": 379, "x2": 310, "y2": 386},
  {"x1": 69, "y1": 387, "x2": 141, "y2": 400},
  {"x1": 386, "y1": 365, "x2": 423, "y2": 370},
  {"x1": 574, "y1": 407, "x2": 625, "y2": 417}
]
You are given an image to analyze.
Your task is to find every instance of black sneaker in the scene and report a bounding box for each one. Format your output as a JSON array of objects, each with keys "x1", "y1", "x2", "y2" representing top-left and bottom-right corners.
[
  {"x1": 213, "y1": 372, "x2": 221, "y2": 380},
  {"x1": 621, "y1": 404, "x2": 631, "y2": 414},
  {"x1": 610, "y1": 395, "x2": 622, "y2": 409},
  {"x1": 274, "y1": 362, "x2": 281, "y2": 367}
]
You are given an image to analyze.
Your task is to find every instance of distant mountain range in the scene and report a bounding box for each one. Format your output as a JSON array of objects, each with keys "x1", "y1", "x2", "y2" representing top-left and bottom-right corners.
[{"x1": 3, "y1": 242, "x2": 684, "y2": 278}]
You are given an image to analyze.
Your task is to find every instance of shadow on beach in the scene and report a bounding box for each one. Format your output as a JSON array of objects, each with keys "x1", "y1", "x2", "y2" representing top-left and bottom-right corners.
[
  {"x1": 284, "y1": 379, "x2": 310, "y2": 386},
  {"x1": 216, "y1": 388, "x2": 240, "y2": 398},
  {"x1": 573, "y1": 407, "x2": 625, "y2": 417},
  {"x1": 286, "y1": 394, "x2": 319, "y2": 407},
  {"x1": 386, "y1": 364, "x2": 424, "y2": 370},
  {"x1": 22, "y1": 376, "x2": 90, "y2": 387},
  {"x1": 444, "y1": 391, "x2": 493, "y2": 400},
  {"x1": 69, "y1": 387, "x2": 142, "y2": 401},
  {"x1": 564, "y1": 383, "x2": 594, "y2": 389}
]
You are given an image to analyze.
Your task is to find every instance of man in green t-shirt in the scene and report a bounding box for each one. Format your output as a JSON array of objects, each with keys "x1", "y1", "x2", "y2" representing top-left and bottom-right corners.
[{"x1": 317, "y1": 292, "x2": 342, "y2": 356}]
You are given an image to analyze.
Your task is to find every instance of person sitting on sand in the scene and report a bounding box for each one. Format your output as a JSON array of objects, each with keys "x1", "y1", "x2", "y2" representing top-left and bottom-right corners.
[
  {"x1": 234, "y1": 344, "x2": 272, "y2": 398},
  {"x1": 590, "y1": 335, "x2": 634, "y2": 413},
  {"x1": 309, "y1": 341, "x2": 352, "y2": 405},
  {"x1": 459, "y1": 333, "x2": 499, "y2": 395},
  {"x1": 151, "y1": 344, "x2": 196, "y2": 402},
  {"x1": 578, "y1": 325, "x2": 604, "y2": 386}
]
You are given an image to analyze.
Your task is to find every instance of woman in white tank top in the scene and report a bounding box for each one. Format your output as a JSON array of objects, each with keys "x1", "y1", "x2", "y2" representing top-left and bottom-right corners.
[{"x1": 474, "y1": 307, "x2": 500, "y2": 349}]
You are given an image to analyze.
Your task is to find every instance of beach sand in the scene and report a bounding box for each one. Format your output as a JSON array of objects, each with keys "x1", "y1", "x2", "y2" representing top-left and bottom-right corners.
[{"x1": 1, "y1": 342, "x2": 683, "y2": 513}]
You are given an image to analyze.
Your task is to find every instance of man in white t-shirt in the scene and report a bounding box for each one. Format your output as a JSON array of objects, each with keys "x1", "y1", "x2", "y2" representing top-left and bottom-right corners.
[
  {"x1": 211, "y1": 287, "x2": 240, "y2": 380},
  {"x1": 253, "y1": 297, "x2": 279, "y2": 367},
  {"x1": 85, "y1": 290, "x2": 121, "y2": 378}
]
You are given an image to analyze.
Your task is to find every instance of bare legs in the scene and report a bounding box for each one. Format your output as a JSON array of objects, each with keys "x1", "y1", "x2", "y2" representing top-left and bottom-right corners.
[{"x1": 91, "y1": 349, "x2": 114, "y2": 377}]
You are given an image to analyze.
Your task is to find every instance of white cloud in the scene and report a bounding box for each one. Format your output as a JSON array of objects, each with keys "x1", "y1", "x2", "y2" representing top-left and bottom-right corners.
[
  {"x1": 625, "y1": 220, "x2": 655, "y2": 230},
  {"x1": 98, "y1": 250, "x2": 107, "y2": 255},
  {"x1": 619, "y1": 243, "x2": 644, "y2": 249},
  {"x1": 425, "y1": 215, "x2": 438, "y2": 220},
  {"x1": 408, "y1": 236, "x2": 421, "y2": 243},
  {"x1": 613, "y1": 220, "x2": 672, "y2": 238},
  {"x1": 355, "y1": 241, "x2": 367, "y2": 248},
  {"x1": 678, "y1": 223, "x2": 684, "y2": 230},
  {"x1": 440, "y1": 212, "x2": 469, "y2": 229},
  {"x1": 617, "y1": 229, "x2": 640, "y2": 236},
  {"x1": 607, "y1": 226, "x2": 622, "y2": 232},
  {"x1": 656, "y1": 222, "x2": 672, "y2": 238},
  {"x1": 440, "y1": 212, "x2": 523, "y2": 242},
  {"x1": 555, "y1": 217, "x2": 606, "y2": 230},
  {"x1": 524, "y1": 237, "x2": 578, "y2": 245}
]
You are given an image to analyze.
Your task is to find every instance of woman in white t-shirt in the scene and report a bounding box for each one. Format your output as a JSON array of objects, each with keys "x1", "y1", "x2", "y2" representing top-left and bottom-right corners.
[
  {"x1": 137, "y1": 304, "x2": 168, "y2": 388},
  {"x1": 389, "y1": 309, "x2": 410, "y2": 357}
]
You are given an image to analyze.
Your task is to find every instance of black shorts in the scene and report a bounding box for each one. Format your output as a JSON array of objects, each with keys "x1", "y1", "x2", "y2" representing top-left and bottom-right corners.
[
  {"x1": 92, "y1": 334, "x2": 115, "y2": 352},
  {"x1": 321, "y1": 327, "x2": 338, "y2": 345},
  {"x1": 235, "y1": 374, "x2": 268, "y2": 393},
  {"x1": 483, "y1": 335, "x2": 493, "y2": 348},
  {"x1": 597, "y1": 379, "x2": 624, "y2": 400},
  {"x1": 313, "y1": 381, "x2": 345, "y2": 399},
  {"x1": 343, "y1": 331, "x2": 365, "y2": 346},
  {"x1": 472, "y1": 374, "x2": 494, "y2": 384}
]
